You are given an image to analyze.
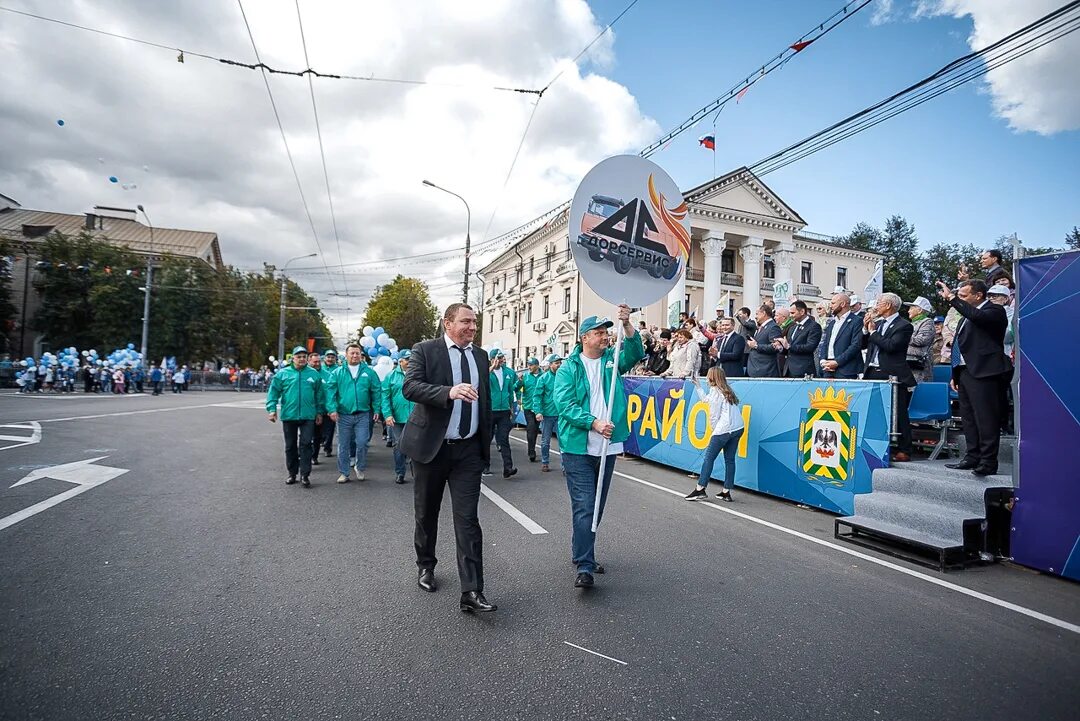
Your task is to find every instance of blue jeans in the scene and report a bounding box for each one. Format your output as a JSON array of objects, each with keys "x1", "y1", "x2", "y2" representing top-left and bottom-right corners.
[
  {"x1": 697, "y1": 429, "x2": 744, "y2": 490},
  {"x1": 540, "y1": 416, "x2": 558, "y2": 464},
  {"x1": 336, "y1": 411, "x2": 371, "y2": 475},
  {"x1": 389, "y1": 422, "x2": 408, "y2": 478},
  {"x1": 562, "y1": 452, "x2": 616, "y2": 574}
]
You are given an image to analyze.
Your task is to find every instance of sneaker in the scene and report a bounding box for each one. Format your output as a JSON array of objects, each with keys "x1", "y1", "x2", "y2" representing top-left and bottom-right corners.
[
  {"x1": 541, "y1": 463, "x2": 550, "y2": 472},
  {"x1": 395, "y1": 475, "x2": 406, "y2": 484},
  {"x1": 684, "y1": 488, "x2": 708, "y2": 501},
  {"x1": 716, "y1": 490, "x2": 733, "y2": 502},
  {"x1": 336, "y1": 473, "x2": 348, "y2": 483},
  {"x1": 286, "y1": 476, "x2": 297, "y2": 485},
  {"x1": 574, "y1": 572, "x2": 594, "y2": 588},
  {"x1": 503, "y1": 468, "x2": 518, "y2": 479},
  {"x1": 353, "y1": 467, "x2": 365, "y2": 481},
  {"x1": 301, "y1": 476, "x2": 311, "y2": 488},
  {"x1": 482, "y1": 469, "x2": 493, "y2": 476}
]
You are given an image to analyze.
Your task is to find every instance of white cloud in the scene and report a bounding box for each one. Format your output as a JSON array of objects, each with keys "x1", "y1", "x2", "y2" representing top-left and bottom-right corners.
[
  {"x1": 0, "y1": 0, "x2": 657, "y2": 344},
  {"x1": 915, "y1": 0, "x2": 1080, "y2": 135},
  {"x1": 871, "y1": 0, "x2": 897, "y2": 26}
]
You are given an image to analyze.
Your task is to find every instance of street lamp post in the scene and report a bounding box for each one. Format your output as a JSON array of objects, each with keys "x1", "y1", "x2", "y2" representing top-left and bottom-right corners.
[
  {"x1": 277, "y1": 253, "x2": 318, "y2": 364},
  {"x1": 137, "y1": 205, "x2": 154, "y2": 363},
  {"x1": 422, "y1": 180, "x2": 472, "y2": 304}
]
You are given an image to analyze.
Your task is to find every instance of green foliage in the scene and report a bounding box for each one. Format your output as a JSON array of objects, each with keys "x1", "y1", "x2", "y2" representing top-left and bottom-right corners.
[
  {"x1": 1066, "y1": 226, "x2": 1080, "y2": 250},
  {"x1": 0, "y1": 237, "x2": 17, "y2": 351},
  {"x1": 360, "y1": 275, "x2": 439, "y2": 350}
]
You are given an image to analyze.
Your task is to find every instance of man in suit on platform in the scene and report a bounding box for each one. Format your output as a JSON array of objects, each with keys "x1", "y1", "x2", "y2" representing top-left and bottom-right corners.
[
  {"x1": 779, "y1": 300, "x2": 822, "y2": 378},
  {"x1": 936, "y1": 279, "x2": 1011, "y2": 476},
  {"x1": 817, "y1": 292, "x2": 863, "y2": 379},
  {"x1": 399, "y1": 303, "x2": 496, "y2": 612},
  {"x1": 713, "y1": 317, "x2": 746, "y2": 378},
  {"x1": 861, "y1": 292, "x2": 917, "y2": 462},
  {"x1": 745, "y1": 305, "x2": 784, "y2": 378}
]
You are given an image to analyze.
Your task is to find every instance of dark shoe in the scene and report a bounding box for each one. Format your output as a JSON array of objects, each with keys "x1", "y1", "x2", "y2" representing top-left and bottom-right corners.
[
  {"x1": 528, "y1": 454, "x2": 537, "y2": 462},
  {"x1": 312, "y1": 457, "x2": 320, "y2": 465},
  {"x1": 594, "y1": 563, "x2": 605, "y2": 575},
  {"x1": 946, "y1": 459, "x2": 978, "y2": 470},
  {"x1": 418, "y1": 569, "x2": 436, "y2": 593},
  {"x1": 301, "y1": 476, "x2": 311, "y2": 487},
  {"x1": 386, "y1": 439, "x2": 394, "y2": 447},
  {"x1": 684, "y1": 488, "x2": 708, "y2": 501},
  {"x1": 541, "y1": 464, "x2": 550, "y2": 472},
  {"x1": 972, "y1": 466, "x2": 997, "y2": 477},
  {"x1": 395, "y1": 475, "x2": 406, "y2": 484},
  {"x1": 574, "y1": 572, "x2": 594, "y2": 588},
  {"x1": 324, "y1": 449, "x2": 333, "y2": 457},
  {"x1": 503, "y1": 468, "x2": 518, "y2": 479},
  {"x1": 892, "y1": 451, "x2": 911, "y2": 462},
  {"x1": 460, "y1": 591, "x2": 496, "y2": 612},
  {"x1": 286, "y1": 476, "x2": 297, "y2": 485},
  {"x1": 482, "y1": 469, "x2": 493, "y2": 476},
  {"x1": 717, "y1": 490, "x2": 733, "y2": 502}
]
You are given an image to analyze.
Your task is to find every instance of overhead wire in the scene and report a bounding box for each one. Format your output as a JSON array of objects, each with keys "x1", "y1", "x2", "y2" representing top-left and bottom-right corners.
[{"x1": 542, "y1": 0, "x2": 643, "y2": 92}]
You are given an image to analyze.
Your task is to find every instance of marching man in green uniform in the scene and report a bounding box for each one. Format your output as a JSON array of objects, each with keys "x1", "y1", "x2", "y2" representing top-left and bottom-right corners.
[
  {"x1": 520, "y1": 358, "x2": 542, "y2": 462},
  {"x1": 533, "y1": 353, "x2": 563, "y2": 473},
  {"x1": 382, "y1": 349, "x2": 414, "y2": 484},
  {"x1": 554, "y1": 305, "x2": 643, "y2": 588},
  {"x1": 319, "y1": 349, "x2": 339, "y2": 458},
  {"x1": 486, "y1": 349, "x2": 519, "y2": 479},
  {"x1": 266, "y1": 346, "x2": 325, "y2": 488},
  {"x1": 325, "y1": 343, "x2": 383, "y2": 483}
]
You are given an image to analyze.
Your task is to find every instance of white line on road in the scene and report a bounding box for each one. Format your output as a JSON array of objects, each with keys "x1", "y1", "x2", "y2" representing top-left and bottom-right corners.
[
  {"x1": 22, "y1": 401, "x2": 236, "y2": 424},
  {"x1": 0, "y1": 421, "x2": 41, "y2": 452},
  {"x1": 563, "y1": 641, "x2": 628, "y2": 666},
  {"x1": 480, "y1": 483, "x2": 548, "y2": 535},
  {"x1": 0, "y1": 485, "x2": 99, "y2": 532},
  {"x1": 508, "y1": 435, "x2": 1080, "y2": 636}
]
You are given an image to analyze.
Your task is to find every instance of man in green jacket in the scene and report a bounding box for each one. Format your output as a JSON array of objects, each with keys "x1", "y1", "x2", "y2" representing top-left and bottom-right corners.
[
  {"x1": 533, "y1": 353, "x2": 563, "y2": 472},
  {"x1": 553, "y1": 305, "x2": 643, "y2": 588},
  {"x1": 319, "y1": 349, "x2": 339, "y2": 458},
  {"x1": 325, "y1": 343, "x2": 383, "y2": 483},
  {"x1": 382, "y1": 350, "x2": 414, "y2": 484},
  {"x1": 520, "y1": 357, "x2": 541, "y2": 462},
  {"x1": 266, "y1": 346, "x2": 326, "y2": 487},
  {"x1": 485, "y1": 349, "x2": 519, "y2": 479}
]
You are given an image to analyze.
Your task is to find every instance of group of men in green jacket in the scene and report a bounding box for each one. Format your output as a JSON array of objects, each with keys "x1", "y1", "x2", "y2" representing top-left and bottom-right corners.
[{"x1": 266, "y1": 342, "x2": 414, "y2": 486}]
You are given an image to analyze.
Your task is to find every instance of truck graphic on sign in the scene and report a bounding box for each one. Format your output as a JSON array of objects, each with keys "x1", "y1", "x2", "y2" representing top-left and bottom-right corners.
[{"x1": 576, "y1": 194, "x2": 681, "y2": 280}]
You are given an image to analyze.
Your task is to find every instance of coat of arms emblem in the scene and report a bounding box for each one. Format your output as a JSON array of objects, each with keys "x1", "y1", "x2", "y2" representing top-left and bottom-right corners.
[{"x1": 799, "y1": 387, "x2": 857, "y2": 488}]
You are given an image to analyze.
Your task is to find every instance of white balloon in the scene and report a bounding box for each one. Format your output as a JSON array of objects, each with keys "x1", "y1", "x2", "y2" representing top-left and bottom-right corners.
[
  {"x1": 360, "y1": 336, "x2": 375, "y2": 349},
  {"x1": 363, "y1": 326, "x2": 374, "y2": 337}
]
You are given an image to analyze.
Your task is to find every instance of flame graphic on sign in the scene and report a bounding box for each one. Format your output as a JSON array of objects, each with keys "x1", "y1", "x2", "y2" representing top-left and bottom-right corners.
[{"x1": 647, "y1": 174, "x2": 691, "y2": 260}]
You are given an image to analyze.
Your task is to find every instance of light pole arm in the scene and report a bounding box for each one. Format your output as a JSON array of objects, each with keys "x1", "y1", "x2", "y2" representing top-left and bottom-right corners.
[{"x1": 423, "y1": 181, "x2": 472, "y2": 304}]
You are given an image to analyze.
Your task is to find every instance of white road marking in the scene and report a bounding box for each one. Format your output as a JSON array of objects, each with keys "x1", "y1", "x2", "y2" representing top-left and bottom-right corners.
[
  {"x1": 563, "y1": 641, "x2": 628, "y2": 666},
  {"x1": 508, "y1": 434, "x2": 1080, "y2": 636},
  {"x1": 0, "y1": 422, "x2": 41, "y2": 452},
  {"x1": 24, "y1": 402, "x2": 231, "y2": 424},
  {"x1": 1, "y1": 457, "x2": 129, "y2": 532},
  {"x1": 480, "y1": 483, "x2": 548, "y2": 535}
]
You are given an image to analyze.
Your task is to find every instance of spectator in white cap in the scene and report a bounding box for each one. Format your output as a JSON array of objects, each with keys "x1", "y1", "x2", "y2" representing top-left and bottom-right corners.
[
  {"x1": 986, "y1": 284, "x2": 1015, "y2": 358},
  {"x1": 905, "y1": 296, "x2": 937, "y2": 382},
  {"x1": 849, "y1": 293, "x2": 865, "y2": 321}
]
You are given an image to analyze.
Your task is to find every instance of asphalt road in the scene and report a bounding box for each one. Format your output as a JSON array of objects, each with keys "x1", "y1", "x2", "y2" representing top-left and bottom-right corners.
[{"x1": 1, "y1": 390, "x2": 1077, "y2": 721}]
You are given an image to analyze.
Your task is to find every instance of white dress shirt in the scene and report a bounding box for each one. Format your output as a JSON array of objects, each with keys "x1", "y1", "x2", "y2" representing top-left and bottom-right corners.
[
  {"x1": 826, "y1": 311, "x2": 851, "y2": 359},
  {"x1": 444, "y1": 334, "x2": 480, "y2": 439},
  {"x1": 867, "y1": 312, "x2": 898, "y2": 367}
]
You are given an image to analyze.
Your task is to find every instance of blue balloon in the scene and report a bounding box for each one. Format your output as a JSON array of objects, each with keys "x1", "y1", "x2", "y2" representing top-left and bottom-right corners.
[
  {"x1": 109, "y1": 176, "x2": 118, "y2": 183},
  {"x1": 56, "y1": 119, "x2": 65, "y2": 126},
  {"x1": 373, "y1": 327, "x2": 384, "y2": 337},
  {"x1": 390, "y1": 351, "x2": 400, "y2": 360},
  {"x1": 127, "y1": 343, "x2": 135, "y2": 350}
]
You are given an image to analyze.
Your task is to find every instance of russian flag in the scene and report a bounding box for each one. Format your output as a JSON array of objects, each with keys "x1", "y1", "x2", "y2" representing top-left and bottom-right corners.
[{"x1": 698, "y1": 134, "x2": 715, "y2": 151}]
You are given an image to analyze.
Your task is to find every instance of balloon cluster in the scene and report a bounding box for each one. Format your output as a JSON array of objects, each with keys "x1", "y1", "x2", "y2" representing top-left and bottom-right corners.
[
  {"x1": 19, "y1": 343, "x2": 146, "y2": 370},
  {"x1": 360, "y1": 326, "x2": 400, "y2": 381}
]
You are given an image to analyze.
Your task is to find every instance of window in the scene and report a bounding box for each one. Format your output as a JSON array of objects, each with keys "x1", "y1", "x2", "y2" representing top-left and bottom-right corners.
[
  {"x1": 493, "y1": 276, "x2": 499, "y2": 293},
  {"x1": 542, "y1": 295, "x2": 549, "y2": 318},
  {"x1": 489, "y1": 314, "x2": 494, "y2": 332},
  {"x1": 500, "y1": 313, "x2": 506, "y2": 330},
  {"x1": 801, "y1": 261, "x2": 813, "y2": 284},
  {"x1": 526, "y1": 301, "x2": 532, "y2": 323},
  {"x1": 685, "y1": 293, "x2": 691, "y2": 313},
  {"x1": 722, "y1": 249, "x2": 735, "y2": 273},
  {"x1": 528, "y1": 257, "x2": 534, "y2": 279},
  {"x1": 562, "y1": 342, "x2": 570, "y2": 357},
  {"x1": 763, "y1": 254, "x2": 775, "y2": 279},
  {"x1": 563, "y1": 287, "x2": 571, "y2": 314},
  {"x1": 502, "y1": 272, "x2": 507, "y2": 289},
  {"x1": 836, "y1": 266, "x2": 848, "y2": 289},
  {"x1": 545, "y1": 253, "x2": 552, "y2": 272}
]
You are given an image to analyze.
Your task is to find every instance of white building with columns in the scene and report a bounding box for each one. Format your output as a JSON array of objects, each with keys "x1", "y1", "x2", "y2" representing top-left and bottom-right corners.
[{"x1": 477, "y1": 167, "x2": 883, "y2": 367}]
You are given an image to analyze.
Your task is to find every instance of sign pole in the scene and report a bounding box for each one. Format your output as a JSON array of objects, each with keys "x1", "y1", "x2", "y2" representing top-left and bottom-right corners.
[{"x1": 591, "y1": 322, "x2": 624, "y2": 533}]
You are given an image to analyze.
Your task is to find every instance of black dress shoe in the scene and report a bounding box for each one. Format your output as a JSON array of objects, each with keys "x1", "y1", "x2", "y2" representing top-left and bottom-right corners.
[
  {"x1": 286, "y1": 476, "x2": 297, "y2": 485},
  {"x1": 418, "y1": 569, "x2": 436, "y2": 593},
  {"x1": 574, "y1": 572, "x2": 594, "y2": 588},
  {"x1": 312, "y1": 457, "x2": 320, "y2": 465},
  {"x1": 945, "y1": 460, "x2": 978, "y2": 470},
  {"x1": 972, "y1": 467, "x2": 997, "y2": 477},
  {"x1": 503, "y1": 468, "x2": 518, "y2": 479},
  {"x1": 593, "y1": 563, "x2": 605, "y2": 575},
  {"x1": 528, "y1": 454, "x2": 537, "y2": 462},
  {"x1": 395, "y1": 475, "x2": 406, "y2": 484},
  {"x1": 301, "y1": 476, "x2": 311, "y2": 487},
  {"x1": 460, "y1": 591, "x2": 496, "y2": 612}
]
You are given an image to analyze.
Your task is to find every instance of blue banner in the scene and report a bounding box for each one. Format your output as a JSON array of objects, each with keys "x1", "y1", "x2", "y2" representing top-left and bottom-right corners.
[{"x1": 623, "y1": 377, "x2": 893, "y2": 515}]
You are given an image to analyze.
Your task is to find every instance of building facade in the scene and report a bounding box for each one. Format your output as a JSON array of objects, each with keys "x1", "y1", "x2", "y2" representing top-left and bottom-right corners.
[{"x1": 478, "y1": 167, "x2": 883, "y2": 367}]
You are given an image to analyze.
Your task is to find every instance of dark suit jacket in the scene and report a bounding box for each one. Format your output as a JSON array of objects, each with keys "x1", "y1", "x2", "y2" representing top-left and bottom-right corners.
[
  {"x1": 950, "y1": 298, "x2": 1011, "y2": 379},
  {"x1": 862, "y1": 315, "x2": 917, "y2": 387},
  {"x1": 399, "y1": 337, "x2": 492, "y2": 465},
  {"x1": 817, "y1": 313, "x2": 864, "y2": 378},
  {"x1": 985, "y1": 264, "x2": 1009, "y2": 287},
  {"x1": 713, "y1": 332, "x2": 746, "y2": 378},
  {"x1": 747, "y1": 320, "x2": 784, "y2": 378},
  {"x1": 784, "y1": 318, "x2": 822, "y2": 378}
]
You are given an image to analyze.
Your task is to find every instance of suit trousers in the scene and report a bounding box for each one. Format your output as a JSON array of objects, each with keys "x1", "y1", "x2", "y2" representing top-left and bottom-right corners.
[
  {"x1": 413, "y1": 436, "x2": 485, "y2": 592},
  {"x1": 864, "y1": 368, "x2": 913, "y2": 454},
  {"x1": 320, "y1": 415, "x2": 336, "y2": 454},
  {"x1": 955, "y1": 367, "x2": 1003, "y2": 470},
  {"x1": 490, "y1": 410, "x2": 514, "y2": 473},
  {"x1": 281, "y1": 419, "x2": 315, "y2": 478},
  {"x1": 524, "y1": 410, "x2": 539, "y2": 459}
]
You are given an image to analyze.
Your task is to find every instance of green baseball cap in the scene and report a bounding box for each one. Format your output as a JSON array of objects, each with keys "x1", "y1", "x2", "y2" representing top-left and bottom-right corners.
[
  {"x1": 545, "y1": 353, "x2": 563, "y2": 364},
  {"x1": 579, "y1": 315, "x2": 614, "y2": 336},
  {"x1": 291, "y1": 346, "x2": 308, "y2": 355},
  {"x1": 322, "y1": 348, "x2": 337, "y2": 357},
  {"x1": 527, "y1": 357, "x2": 539, "y2": 366},
  {"x1": 488, "y1": 348, "x2": 505, "y2": 360}
]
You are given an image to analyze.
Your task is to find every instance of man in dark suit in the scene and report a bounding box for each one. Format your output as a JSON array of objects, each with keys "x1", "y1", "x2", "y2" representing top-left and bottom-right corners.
[
  {"x1": 936, "y1": 279, "x2": 1011, "y2": 476},
  {"x1": 817, "y1": 292, "x2": 863, "y2": 379},
  {"x1": 713, "y1": 317, "x2": 746, "y2": 378},
  {"x1": 861, "y1": 293, "x2": 917, "y2": 462},
  {"x1": 745, "y1": 305, "x2": 784, "y2": 378},
  {"x1": 780, "y1": 300, "x2": 822, "y2": 378},
  {"x1": 400, "y1": 303, "x2": 496, "y2": 612}
]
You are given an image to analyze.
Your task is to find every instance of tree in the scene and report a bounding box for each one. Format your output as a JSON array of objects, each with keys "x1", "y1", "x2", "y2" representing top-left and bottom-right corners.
[
  {"x1": 360, "y1": 275, "x2": 439, "y2": 349},
  {"x1": 0, "y1": 238, "x2": 17, "y2": 352},
  {"x1": 920, "y1": 242, "x2": 981, "y2": 313},
  {"x1": 877, "y1": 215, "x2": 923, "y2": 303},
  {"x1": 1065, "y1": 226, "x2": 1080, "y2": 250}
]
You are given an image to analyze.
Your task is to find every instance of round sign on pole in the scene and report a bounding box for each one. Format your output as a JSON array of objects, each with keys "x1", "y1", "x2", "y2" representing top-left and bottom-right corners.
[{"x1": 568, "y1": 155, "x2": 690, "y2": 307}]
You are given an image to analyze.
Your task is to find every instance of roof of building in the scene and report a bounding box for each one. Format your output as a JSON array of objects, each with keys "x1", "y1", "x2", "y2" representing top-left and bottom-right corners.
[{"x1": 0, "y1": 206, "x2": 223, "y2": 268}]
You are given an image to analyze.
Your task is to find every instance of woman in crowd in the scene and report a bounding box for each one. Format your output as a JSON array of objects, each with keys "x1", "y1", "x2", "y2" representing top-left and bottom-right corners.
[
  {"x1": 684, "y1": 366, "x2": 745, "y2": 502},
  {"x1": 905, "y1": 297, "x2": 937, "y2": 383},
  {"x1": 662, "y1": 329, "x2": 700, "y2": 379}
]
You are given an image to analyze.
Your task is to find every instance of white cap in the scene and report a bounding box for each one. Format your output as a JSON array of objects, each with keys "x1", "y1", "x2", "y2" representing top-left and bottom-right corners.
[
  {"x1": 910, "y1": 296, "x2": 933, "y2": 313},
  {"x1": 833, "y1": 285, "x2": 847, "y2": 294},
  {"x1": 987, "y1": 284, "x2": 1011, "y2": 296},
  {"x1": 849, "y1": 294, "x2": 861, "y2": 304}
]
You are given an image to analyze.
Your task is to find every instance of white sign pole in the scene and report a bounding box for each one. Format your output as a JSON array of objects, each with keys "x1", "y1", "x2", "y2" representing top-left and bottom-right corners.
[{"x1": 591, "y1": 322, "x2": 624, "y2": 533}]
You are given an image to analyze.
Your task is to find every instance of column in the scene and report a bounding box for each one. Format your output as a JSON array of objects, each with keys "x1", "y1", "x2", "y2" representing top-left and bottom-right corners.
[
  {"x1": 667, "y1": 262, "x2": 687, "y2": 326},
  {"x1": 772, "y1": 240, "x2": 795, "y2": 303},
  {"x1": 701, "y1": 233, "x2": 726, "y2": 318},
  {"x1": 740, "y1": 237, "x2": 765, "y2": 311}
]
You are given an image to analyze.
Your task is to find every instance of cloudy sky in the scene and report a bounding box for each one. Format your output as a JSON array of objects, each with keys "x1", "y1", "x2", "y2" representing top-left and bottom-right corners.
[{"x1": 1, "y1": 0, "x2": 1077, "y2": 345}]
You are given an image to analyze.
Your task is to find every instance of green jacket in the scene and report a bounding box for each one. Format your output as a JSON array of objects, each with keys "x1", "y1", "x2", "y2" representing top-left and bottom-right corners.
[
  {"x1": 320, "y1": 363, "x2": 339, "y2": 385},
  {"x1": 489, "y1": 365, "x2": 518, "y2": 411},
  {"x1": 553, "y1": 331, "x2": 645, "y2": 455},
  {"x1": 521, "y1": 370, "x2": 541, "y2": 412},
  {"x1": 381, "y1": 365, "x2": 413, "y2": 423},
  {"x1": 266, "y1": 364, "x2": 326, "y2": 421},
  {"x1": 533, "y1": 368, "x2": 560, "y2": 417},
  {"x1": 325, "y1": 363, "x2": 382, "y2": 415}
]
